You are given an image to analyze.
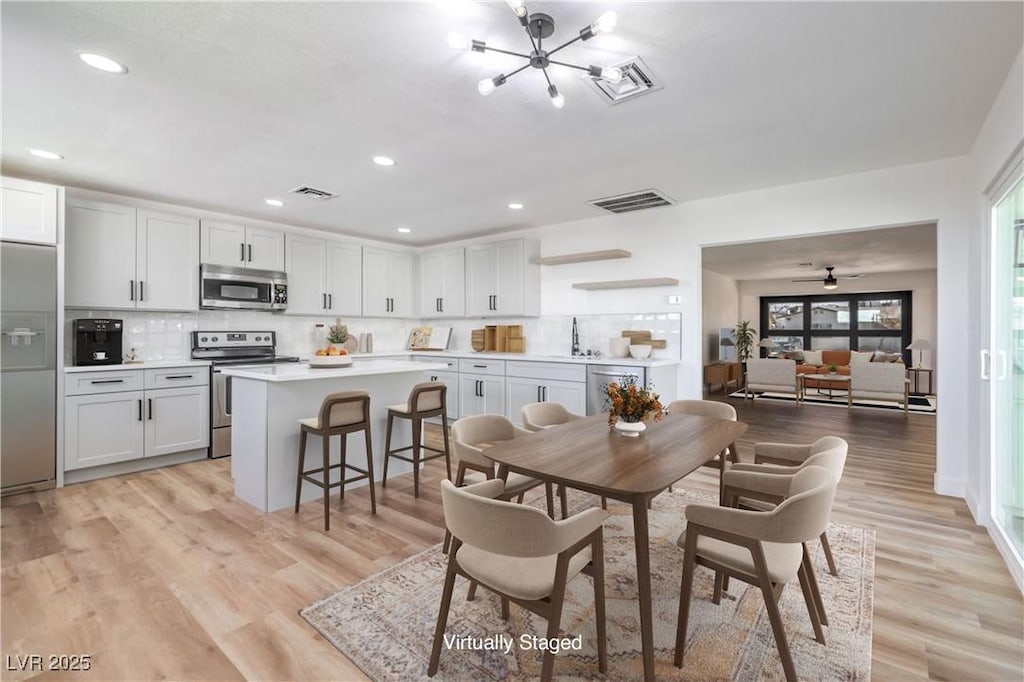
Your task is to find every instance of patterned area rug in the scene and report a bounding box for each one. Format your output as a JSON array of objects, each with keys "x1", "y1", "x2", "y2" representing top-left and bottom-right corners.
[
  {"x1": 300, "y1": 487, "x2": 875, "y2": 681},
  {"x1": 729, "y1": 388, "x2": 937, "y2": 414}
]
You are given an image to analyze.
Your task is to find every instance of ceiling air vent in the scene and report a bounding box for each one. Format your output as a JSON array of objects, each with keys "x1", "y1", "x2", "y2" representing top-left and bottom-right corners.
[
  {"x1": 584, "y1": 56, "x2": 663, "y2": 105},
  {"x1": 588, "y1": 189, "x2": 677, "y2": 214},
  {"x1": 288, "y1": 185, "x2": 338, "y2": 200}
]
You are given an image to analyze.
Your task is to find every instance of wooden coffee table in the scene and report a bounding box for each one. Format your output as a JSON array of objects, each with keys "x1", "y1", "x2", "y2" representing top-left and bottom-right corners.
[
  {"x1": 486, "y1": 413, "x2": 748, "y2": 682},
  {"x1": 799, "y1": 372, "x2": 850, "y2": 400}
]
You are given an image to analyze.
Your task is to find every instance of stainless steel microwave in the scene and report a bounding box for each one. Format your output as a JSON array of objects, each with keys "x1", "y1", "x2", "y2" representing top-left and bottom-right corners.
[{"x1": 200, "y1": 264, "x2": 288, "y2": 310}]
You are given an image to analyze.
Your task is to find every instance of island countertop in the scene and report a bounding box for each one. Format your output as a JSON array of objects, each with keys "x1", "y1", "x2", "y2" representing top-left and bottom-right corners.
[{"x1": 219, "y1": 358, "x2": 448, "y2": 382}]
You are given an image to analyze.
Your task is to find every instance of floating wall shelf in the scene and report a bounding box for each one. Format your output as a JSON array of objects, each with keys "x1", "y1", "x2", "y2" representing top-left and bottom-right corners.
[
  {"x1": 572, "y1": 277, "x2": 679, "y2": 290},
  {"x1": 536, "y1": 249, "x2": 632, "y2": 266}
]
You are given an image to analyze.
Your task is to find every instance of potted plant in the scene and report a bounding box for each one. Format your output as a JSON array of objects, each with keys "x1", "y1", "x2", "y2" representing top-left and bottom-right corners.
[
  {"x1": 327, "y1": 319, "x2": 349, "y2": 352},
  {"x1": 605, "y1": 375, "x2": 664, "y2": 437},
  {"x1": 733, "y1": 321, "x2": 757, "y2": 364},
  {"x1": 828, "y1": 363, "x2": 838, "y2": 375}
]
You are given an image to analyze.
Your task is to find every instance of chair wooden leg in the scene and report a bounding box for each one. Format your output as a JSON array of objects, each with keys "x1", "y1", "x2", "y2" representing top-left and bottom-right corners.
[
  {"x1": 412, "y1": 417, "x2": 422, "y2": 498},
  {"x1": 294, "y1": 429, "x2": 307, "y2": 514},
  {"x1": 797, "y1": 561, "x2": 826, "y2": 644},
  {"x1": 427, "y1": 559, "x2": 459, "y2": 677},
  {"x1": 545, "y1": 482, "x2": 555, "y2": 519},
  {"x1": 803, "y1": 547, "x2": 828, "y2": 626},
  {"x1": 722, "y1": 575, "x2": 731, "y2": 593},
  {"x1": 466, "y1": 581, "x2": 478, "y2": 602},
  {"x1": 820, "y1": 531, "x2": 838, "y2": 576},
  {"x1": 321, "y1": 433, "x2": 331, "y2": 531},
  {"x1": 500, "y1": 596, "x2": 510, "y2": 620},
  {"x1": 592, "y1": 535, "x2": 608, "y2": 674},
  {"x1": 364, "y1": 424, "x2": 376, "y2": 514},
  {"x1": 338, "y1": 433, "x2": 347, "y2": 501},
  {"x1": 441, "y1": 414, "x2": 453, "y2": 482},
  {"x1": 382, "y1": 412, "x2": 394, "y2": 487},
  {"x1": 758, "y1": 576, "x2": 797, "y2": 682},
  {"x1": 540, "y1": 563, "x2": 569, "y2": 682},
  {"x1": 600, "y1": 495, "x2": 607, "y2": 510},
  {"x1": 673, "y1": 530, "x2": 698, "y2": 667},
  {"x1": 558, "y1": 485, "x2": 568, "y2": 519},
  {"x1": 516, "y1": 492, "x2": 525, "y2": 503},
  {"x1": 712, "y1": 570, "x2": 724, "y2": 605}
]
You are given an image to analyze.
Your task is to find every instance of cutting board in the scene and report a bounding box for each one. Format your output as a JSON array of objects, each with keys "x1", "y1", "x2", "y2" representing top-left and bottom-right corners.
[{"x1": 408, "y1": 327, "x2": 452, "y2": 350}]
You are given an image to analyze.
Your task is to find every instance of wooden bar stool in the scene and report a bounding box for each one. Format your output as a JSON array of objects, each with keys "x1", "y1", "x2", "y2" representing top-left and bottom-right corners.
[
  {"x1": 294, "y1": 390, "x2": 376, "y2": 530},
  {"x1": 382, "y1": 381, "x2": 451, "y2": 498}
]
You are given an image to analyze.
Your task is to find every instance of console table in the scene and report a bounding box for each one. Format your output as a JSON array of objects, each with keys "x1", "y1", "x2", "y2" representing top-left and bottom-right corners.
[{"x1": 703, "y1": 362, "x2": 741, "y2": 394}]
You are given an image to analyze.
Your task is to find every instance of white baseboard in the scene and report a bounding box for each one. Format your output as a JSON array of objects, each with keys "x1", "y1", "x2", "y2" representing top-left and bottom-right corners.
[
  {"x1": 64, "y1": 449, "x2": 208, "y2": 485},
  {"x1": 965, "y1": 486, "x2": 983, "y2": 524},
  {"x1": 934, "y1": 474, "x2": 966, "y2": 498},
  {"x1": 989, "y1": 522, "x2": 1024, "y2": 593}
]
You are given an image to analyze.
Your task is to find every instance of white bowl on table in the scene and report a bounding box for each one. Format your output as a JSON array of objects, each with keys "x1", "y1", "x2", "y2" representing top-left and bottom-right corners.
[
  {"x1": 308, "y1": 354, "x2": 353, "y2": 368},
  {"x1": 628, "y1": 344, "x2": 652, "y2": 359},
  {"x1": 609, "y1": 337, "x2": 630, "y2": 357}
]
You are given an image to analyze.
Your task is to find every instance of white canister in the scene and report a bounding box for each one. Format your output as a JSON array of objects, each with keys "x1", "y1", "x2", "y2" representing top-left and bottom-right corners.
[
  {"x1": 609, "y1": 337, "x2": 630, "y2": 358},
  {"x1": 360, "y1": 333, "x2": 374, "y2": 354}
]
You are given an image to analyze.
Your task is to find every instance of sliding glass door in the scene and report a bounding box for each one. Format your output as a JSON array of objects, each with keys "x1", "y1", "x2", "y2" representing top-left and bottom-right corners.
[{"x1": 991, "y1": 175, "x2": 1023, "y2": 560}]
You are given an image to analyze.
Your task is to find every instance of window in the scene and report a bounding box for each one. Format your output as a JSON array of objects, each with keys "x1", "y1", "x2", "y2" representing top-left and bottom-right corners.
[{"x1": 759, "y1": 291, "x2": 912, "y2": 359}]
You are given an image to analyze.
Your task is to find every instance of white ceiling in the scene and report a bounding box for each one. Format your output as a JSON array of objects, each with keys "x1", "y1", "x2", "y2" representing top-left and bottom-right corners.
[
  {"x1": 701, "y1": 222, "x2": 938, "y2": 281},
  {"x1": 2, "y1": 2, "x2": 1021, "y2": 245}
]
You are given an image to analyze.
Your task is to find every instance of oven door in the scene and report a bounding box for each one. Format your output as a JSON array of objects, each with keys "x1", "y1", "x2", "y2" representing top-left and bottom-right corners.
[
  {"x1": 212, "y1": 370, "x2": 231, "y2": 427},
  {"x1": 200, "y1": 264, "x2": 282, "y2": 310}
]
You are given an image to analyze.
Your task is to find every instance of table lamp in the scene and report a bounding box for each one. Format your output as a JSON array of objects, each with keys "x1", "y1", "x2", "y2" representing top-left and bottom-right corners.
[
  {"x1": 758, "y1": 337, "x2": 774, "y2": 358},
  {"x1": 906, "y1": 339, "x2": 930, "y2": 368}
]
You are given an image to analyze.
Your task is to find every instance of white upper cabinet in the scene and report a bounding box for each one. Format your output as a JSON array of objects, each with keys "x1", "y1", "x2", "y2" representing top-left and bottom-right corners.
[
  {"x1": 136, "y1": 210, "x2": 199, "y2": 311},
  {"x1": 419, "y1": 247, "x2": 465, "y2": 318},
  {"x1": 362, "y1": 247, "x2": 413, "y2": 317},
  {"x1": 201, "y1": 220, "x2": 284, "y2": 271},
  {"x1": 66, "y1": 199, "x2": 198, "y2": 311},
  {"x1": 0, "y1": 177, "x2": 59, "y2": 245},
  {"x1": 65, "y1": 199, "x2": 138, "y2": 309},
  {"x1": 465, "y1": 238, "x2": 539, "y2": 317},
  {"x1": 284, "y1": 234, "x2": 362, "y2": 316}
]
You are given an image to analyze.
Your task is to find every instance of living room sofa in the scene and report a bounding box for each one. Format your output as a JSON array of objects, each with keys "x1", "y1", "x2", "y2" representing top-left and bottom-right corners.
[{"x1": 783, "y1": 349, "x2": 904, "y2": 390}]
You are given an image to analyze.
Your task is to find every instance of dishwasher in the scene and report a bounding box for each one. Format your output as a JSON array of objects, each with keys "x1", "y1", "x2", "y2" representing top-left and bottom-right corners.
[{"x1": 586, "y1": 365, "x2": 646, "y2": 416}]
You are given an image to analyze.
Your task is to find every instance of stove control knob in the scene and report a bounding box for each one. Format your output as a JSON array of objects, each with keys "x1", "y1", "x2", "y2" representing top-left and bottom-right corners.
[
  {"x1": 201, "y1": 336, "x2": 208, "y2": 342},
  {"x1": 212, "y1": 336, "x2": 219, "y2": 342},
  {"x1": 255, "y1": 336, "x2": 262, "y2": 342}
]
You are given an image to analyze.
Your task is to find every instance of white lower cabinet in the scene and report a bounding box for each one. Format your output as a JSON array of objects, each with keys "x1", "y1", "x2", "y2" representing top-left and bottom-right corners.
[
  {"x1": 65, "y1": 368, "x2": 209, "y2": 472},
  {"x1": 145, "y1": 385, "x2": 210, "y2": 457},
  {"x1": 65, "y1": 391, "x2": 146, "y2": 470},
  {"x1": 459, "y1": 374, "x2": 505, "y2": 418},
  {"x1": 505, "y1": 361, "x2": 587, "y2": 424}
]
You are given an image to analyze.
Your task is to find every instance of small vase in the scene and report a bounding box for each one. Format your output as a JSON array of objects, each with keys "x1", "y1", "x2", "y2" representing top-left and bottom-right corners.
[{"x1": 614, "y1": 420, "x2": 647, "y2": 437}]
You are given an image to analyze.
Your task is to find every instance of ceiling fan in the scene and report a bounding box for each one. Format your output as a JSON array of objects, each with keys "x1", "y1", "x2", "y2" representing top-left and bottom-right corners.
[{"x1": 791, "y1": 266, "x2": 861, "y2": 290}]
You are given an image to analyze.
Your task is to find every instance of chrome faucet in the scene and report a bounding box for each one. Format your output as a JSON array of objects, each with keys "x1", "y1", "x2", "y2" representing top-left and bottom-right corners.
[{"x1": 571, "y1": 317, "x2": 581, "y2": 356}]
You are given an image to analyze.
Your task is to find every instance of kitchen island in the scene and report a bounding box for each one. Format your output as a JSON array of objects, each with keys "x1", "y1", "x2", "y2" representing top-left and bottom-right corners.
[{"x1": 221, "y1": 359, "x2": 448, "y2": 512}]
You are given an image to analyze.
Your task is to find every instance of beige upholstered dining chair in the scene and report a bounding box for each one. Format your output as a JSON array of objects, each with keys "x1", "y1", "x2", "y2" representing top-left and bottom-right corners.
[
  {"x1": 729, "y1": 436, "x2": 849, "y2": 577},
  {"x1": 429, "y1": 479, "x2": 608, "y2": 682},
  {"x1": 674, "y1": 466, "x2": 837, "y2": 682},
  {"x1": 450, "y1": 415, "x2": 556, "y2": 509},
  {"x1": 521, "y1": 402, "x2": 584, "y2": 431},
  {"x1": 667, "y1": 400, "x2": 739, "y2": 499},
  {"x1": 520, "y1": 402, "x2": 602, "y2": 514}
]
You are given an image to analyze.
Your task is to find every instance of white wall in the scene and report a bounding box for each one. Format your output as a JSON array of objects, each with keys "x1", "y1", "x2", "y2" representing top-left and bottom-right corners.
[
  {"x1": 701, "y1": 270, "x2": 739, "y2": 364},
  {"x1": 736, "y1": 268, "x2": 938, "y2": 373}
]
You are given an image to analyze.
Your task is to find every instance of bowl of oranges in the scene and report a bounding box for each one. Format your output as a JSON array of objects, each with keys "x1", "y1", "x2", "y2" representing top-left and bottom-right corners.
[{"x1": 309, "y1": 346, "x2": 353, "y2": 367}]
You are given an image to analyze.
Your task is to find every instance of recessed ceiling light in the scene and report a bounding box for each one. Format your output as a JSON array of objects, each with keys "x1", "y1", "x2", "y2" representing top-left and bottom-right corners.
[
  {"x1": 508, "y1": 202, "x2": 524, "y2": 210},
  {"x1": 264, "y1": 198, "x2": 285, "y2": 207},
  {"x1": 78, "y1": 52, "x2": 128, "y2": 74},
  {"x1": 397, "y1": 227, "x2": 412, "y2": 234},
  {"x1": 27, "y1": 148, "x2": 63, "y2": 160},
  {"x1": 373, "y1": 156, "x2": 396, "y2": 166}
]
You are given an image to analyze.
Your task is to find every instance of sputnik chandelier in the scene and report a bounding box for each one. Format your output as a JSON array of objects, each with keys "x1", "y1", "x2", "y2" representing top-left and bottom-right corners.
[{"x1": 449, "y1": 0, "x2": 622, "y2": 109}]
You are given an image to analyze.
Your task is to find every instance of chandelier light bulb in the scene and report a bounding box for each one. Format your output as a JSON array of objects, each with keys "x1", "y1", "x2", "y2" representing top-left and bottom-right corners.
[
  {"x1": 505, "y1": 0, "x2": 528, "y2": 18},
  {"x1": 601, "y1": 66, "x2": 623, "y2": 82},
  {"x1": 478, "y1": 78, "x2": 496, "y2": 96},
  {"x1": 446, "y1": 32, "x2": 470, "y2": 49},
  {"x1": 591, "y1": 11, "x2": 618, "y2": 36},
  {"x1": 548, "y1": 84, "x2": 565, "y2": 109}
]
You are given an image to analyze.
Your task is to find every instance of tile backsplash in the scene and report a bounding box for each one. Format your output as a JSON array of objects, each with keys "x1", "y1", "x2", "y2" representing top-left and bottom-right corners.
[{"x1": 65, "y1": 310, "x2": 681, "y2": 364}]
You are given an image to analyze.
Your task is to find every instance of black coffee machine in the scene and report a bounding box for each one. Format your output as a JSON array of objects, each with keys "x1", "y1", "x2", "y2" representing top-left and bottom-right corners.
[{"x1": 74, "y1": 319, "x2": 123, "y2": 366}]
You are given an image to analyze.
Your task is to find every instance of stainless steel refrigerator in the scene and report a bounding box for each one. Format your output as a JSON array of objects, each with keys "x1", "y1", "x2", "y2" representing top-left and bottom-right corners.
[{"x1": 1, "y1": 241, "x2": 57, "y2": 494}]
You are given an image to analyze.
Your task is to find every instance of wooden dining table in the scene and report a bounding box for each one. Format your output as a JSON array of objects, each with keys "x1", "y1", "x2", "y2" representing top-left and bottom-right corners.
[{"x1": 486, "y1": 412, "x2": 748, "y2": 682}]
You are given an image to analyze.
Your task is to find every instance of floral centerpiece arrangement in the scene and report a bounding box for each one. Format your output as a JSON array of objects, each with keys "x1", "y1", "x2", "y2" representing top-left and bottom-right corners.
[
  {"x1": 314, "y1": 319, "x2": 351, "y2": 359},
  {"x1": 605, "y1": 375, "x2": 664, "y2": 436}
]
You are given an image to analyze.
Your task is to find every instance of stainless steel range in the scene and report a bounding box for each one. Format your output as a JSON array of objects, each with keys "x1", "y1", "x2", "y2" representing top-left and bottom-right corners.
[{"x1": 191, "y1": 331, "x2": 298, "y2": 458}]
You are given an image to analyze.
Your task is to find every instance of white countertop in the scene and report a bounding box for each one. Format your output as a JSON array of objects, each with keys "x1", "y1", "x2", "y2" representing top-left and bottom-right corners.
[
  {"x1": 334, "y1": 350, "x2": 681, "y2": 368},
  {"x1": 65, "y1": 360, "x2": 211, "y2": 373},
  {"x1": 220, "y1": 359, "x2": 449, "y2": 382}
]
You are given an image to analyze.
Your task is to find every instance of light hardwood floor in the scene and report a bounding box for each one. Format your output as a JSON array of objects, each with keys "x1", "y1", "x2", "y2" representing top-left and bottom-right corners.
[{"x1": 2, "y1": 398, "x2": 1021, "y2": 681}]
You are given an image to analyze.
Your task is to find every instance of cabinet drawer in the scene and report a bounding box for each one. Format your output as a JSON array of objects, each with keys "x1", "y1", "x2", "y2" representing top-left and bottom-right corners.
[
  {"x1": 66, "y1": 370, "x2": 143, "y2": 395},
  {"x1": 411, "y1": 355, "x2": 456, "y2": 369},
  {"x1": 145, "y1": 367, "x2": 210, "y2": 389},
  {"x1": 507, "y1": 361, "x2": 586, "y2": 383},
  {"x1": 458, "y1": 358, "x2": 506, "y2": 376}
]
